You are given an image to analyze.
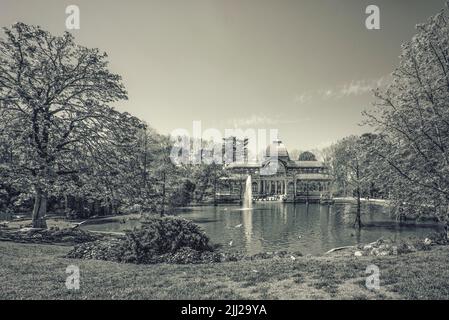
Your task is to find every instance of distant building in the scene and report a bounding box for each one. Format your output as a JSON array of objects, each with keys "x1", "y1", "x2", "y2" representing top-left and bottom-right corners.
[
  {"x1": 217, "y1": 140, "x2": 332, "y2": 203},
  {"x1": 222, "y1": 136, "x2": 248, "y2": 164}
]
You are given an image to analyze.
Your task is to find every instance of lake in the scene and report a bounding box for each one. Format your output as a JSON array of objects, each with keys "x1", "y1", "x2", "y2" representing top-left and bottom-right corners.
[{"x1": 82, "y1": 202, "x2": 443, "y2": 255}]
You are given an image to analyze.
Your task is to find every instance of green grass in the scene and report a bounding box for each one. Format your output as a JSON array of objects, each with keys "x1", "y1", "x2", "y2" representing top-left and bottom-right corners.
[{"x1": 1, "y1": 241, "x2": 449, "y2": 299}]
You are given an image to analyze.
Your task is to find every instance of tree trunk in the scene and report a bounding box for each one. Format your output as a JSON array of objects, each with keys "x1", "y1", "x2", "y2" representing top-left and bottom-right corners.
[
  {"x1": 161, "y1": 171, "x2": 166, "y2": 217},
  {"x1": 444, "y1": 222, "x2": 449, "y2": 240},
  {"x1": 443, "y1": 207, "x2": 449, "y2": 240},
  {"x1": 213, "y1": 170, "x2": 217, "y2": 207},
  {"x1": 354, "y1": 187, "x2": 362, "y2": 229},
  {"x1": 32, "y1": 188, "x2": 48, "y2": 228},
  {"x1": 64, "y1": 194, "x2": 69, "y2": 218}
]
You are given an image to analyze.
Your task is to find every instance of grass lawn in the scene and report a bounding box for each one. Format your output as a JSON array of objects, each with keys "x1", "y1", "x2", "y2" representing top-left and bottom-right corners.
[{"x1": 1, "y1": 241, "x2": 449, "y2": 299}]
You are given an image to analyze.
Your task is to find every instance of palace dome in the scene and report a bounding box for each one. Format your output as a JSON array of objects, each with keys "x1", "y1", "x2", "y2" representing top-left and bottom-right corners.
[
  {"x1": 265, "y1": 140, "x2": 289, "y2": 159},
  {"x1": 298, "y1": 151, "x2": 317, "y2": 161}
]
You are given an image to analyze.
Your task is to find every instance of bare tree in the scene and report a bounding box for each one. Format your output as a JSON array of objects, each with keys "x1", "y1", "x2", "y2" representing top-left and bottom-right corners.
[{"x1": 327, "y1": 135, "x2": 372, "y2": 229}]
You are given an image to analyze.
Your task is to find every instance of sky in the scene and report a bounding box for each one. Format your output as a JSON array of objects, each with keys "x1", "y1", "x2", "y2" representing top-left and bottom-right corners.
[{"x1": 0, "y1": 0, "x2": 446, "y2": 152}]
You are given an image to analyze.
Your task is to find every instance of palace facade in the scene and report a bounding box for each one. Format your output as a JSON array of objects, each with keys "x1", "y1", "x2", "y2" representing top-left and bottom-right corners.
[{"x1": 217, "y1": 140, "x2": 332, "y2": 203}]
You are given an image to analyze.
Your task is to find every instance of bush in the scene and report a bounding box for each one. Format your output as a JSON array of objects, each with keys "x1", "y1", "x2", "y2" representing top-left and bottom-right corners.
[
  {"x1": 121, "y1": 216, "x2": 213, "y2": 263},
  {"x1": 67, "y1": 216, "x2": 214, "y2": 264}
]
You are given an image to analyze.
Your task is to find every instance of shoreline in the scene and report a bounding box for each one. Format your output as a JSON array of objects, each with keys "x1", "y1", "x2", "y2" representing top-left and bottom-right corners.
[{"x1": 1, "y1": 211, "x2": 444, "y2": 259}]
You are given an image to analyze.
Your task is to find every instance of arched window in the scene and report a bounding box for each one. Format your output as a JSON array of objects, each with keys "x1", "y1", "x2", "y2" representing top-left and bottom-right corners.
[
  {"x1": 287, "y1": 181, "x2": 294, "y2": 193},
  {"x1": 252, "y1": 182, "x2": 258, "y2": 193}
]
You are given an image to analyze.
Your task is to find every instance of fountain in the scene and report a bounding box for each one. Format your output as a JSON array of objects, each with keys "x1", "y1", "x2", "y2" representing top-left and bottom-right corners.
[{"x1": 243, "y1": 174, "x2": 253, "y2": 209}]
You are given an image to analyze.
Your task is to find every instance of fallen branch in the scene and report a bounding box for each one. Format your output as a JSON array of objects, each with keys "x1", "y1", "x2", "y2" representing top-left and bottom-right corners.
[
  {"x1": 325, "y1": 239, "x2": 382, "y2": 254},
  {"x1": 86, "y1": 230, "x2": 125, "y2": 236},
  {"x1": 325, "y1": 245, "x2": 356, "y2": 254},
  {"x1": 71, "y1": 220, "x2": 88, "y2": 229}
]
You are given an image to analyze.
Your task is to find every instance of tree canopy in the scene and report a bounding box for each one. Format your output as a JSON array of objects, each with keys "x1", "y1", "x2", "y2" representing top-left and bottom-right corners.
[
  {"x1": 365, "y1": 6, "x2": 449, "y2": 225},
  {"x1": 0, "y1": 23, "x2": 142, "y2": 227}
]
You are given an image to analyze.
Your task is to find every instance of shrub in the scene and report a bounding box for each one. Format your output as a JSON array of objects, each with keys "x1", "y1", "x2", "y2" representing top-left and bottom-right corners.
[
  {"x1": 121, "y1": 216, "x2": 213, "y2": 263},
  {"x1": 67, "y1": 216, "x2": 214, "y2": 264}
]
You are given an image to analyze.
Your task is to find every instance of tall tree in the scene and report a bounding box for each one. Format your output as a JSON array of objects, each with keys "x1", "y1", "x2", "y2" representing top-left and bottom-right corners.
[
  {"x1": 150, "y1": 135, "x2": 179, "y2": 216},
  {"x1": 327, "y1": 135, "x2": 372, "y2": 228},
  {"x1": 0, "y1": 23, "x2": 140, "y2": 227},
  {"x1": 365, "y1": 4, "x2": 449, "y2": 233}
]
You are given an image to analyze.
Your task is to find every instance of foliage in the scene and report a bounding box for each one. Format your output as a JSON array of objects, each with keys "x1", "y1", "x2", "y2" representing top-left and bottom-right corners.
[
  {"x1": 190, "y1": 163, "x2": 228, "y2": 204},
  {"x1": 364, "y1": 4, "x2": 449, "y2": 228},
  {"x1": 298, "y1": 151, "x2": 317, "y2": 161},
  {"x1": 67, "y1": 216, "x2": 215, "y2": 264},
  {"x1": 168, "y1": 179, "x2": 196, "y2": 208},
  {"x1": 324, "y1": 135, "x2": 375, "y2": 227},
  {"x1": 0, "y1": 23, "x2": 143, "y2": 227},
  {"x1": 0, "y1": 23, "x2": 211, "y2": 223},
  {"x1": 123, "y1": 216, "x2": 213, "y2": 262}
]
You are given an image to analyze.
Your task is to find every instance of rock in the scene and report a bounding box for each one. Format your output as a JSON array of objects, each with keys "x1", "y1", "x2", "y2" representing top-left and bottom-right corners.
[
  {"x1": 293, "y1": 251, "x2": 303, "y2": 257},
  {"x1": 363, "y1": 244, "x2": 372, "y2": 250},
  {"x1": 375, "y1": 239, "x2": 384, "y2": 246},
  {"x1": 424, "y1": 238, "x2": 432, "y2": 245},
  {"x1": 61, "y1": 236, "x2": 76, "y2": 242},
  {"x1": 19, "y1": 227, "x2": 43, "y2": 232},
  {"x1": 354, "y1": 251, "x2": 363, "y2": 257}
]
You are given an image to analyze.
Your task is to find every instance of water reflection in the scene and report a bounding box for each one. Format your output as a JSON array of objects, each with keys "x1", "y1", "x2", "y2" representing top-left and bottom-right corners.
[{"x1": 242, "y1": 211, "x2": 252, "y2": 252}]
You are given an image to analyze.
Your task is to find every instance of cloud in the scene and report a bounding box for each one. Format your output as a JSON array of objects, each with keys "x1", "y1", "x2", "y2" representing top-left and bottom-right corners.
[
  {"x1": 228, "y1": 114, "x2": 308, "y2": 127},
  {"x1": 293, "y1": 93, "x2": 312, "y2": 104},
  {"x1": 337, "y1": 78, "x2": 386, "y2": 98},
  {"x1": 294, "y1": 76, "x2": 389, "y2": 104}
]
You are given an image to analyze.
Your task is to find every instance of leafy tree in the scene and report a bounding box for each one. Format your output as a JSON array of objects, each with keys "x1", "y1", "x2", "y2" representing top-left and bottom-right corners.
[
  {"x1": 365, "y1": 4, "x2": 449, "y2": 233},
  {"x1": 191, "y1": 163, "x2": 227, "y2": 205},
  {"x1": 169, "y1": 179, "x2": 196, "y2": 207},
  {"x1": 148, "y1": 135, "x2": 180, "y2": 216},
  {"x1": 0, "y1": 23, "x2": 141, "y2": 227},
  {"x1": 327, "y1": 135, "x2": 372, "y2": 228}
]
